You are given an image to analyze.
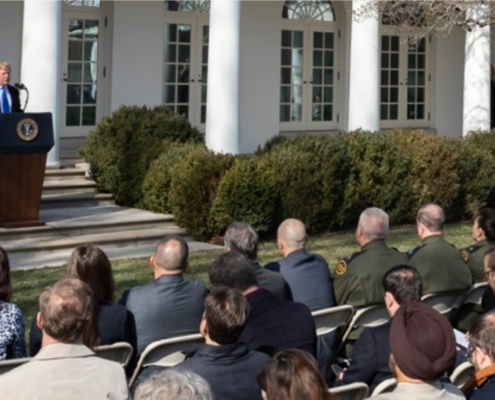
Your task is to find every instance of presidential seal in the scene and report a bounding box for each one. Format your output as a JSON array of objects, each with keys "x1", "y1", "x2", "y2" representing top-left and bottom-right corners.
[{"x1": 16, "y1": 118, "x2": 39, "y2": 142}]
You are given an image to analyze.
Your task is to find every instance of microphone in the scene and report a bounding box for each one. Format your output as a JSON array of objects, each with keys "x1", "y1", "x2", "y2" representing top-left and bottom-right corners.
[{"x1": 14, "y1": 82, "x2": 29, "y2": 111}]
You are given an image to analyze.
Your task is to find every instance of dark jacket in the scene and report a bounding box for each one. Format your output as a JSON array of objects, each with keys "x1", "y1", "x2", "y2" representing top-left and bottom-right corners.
[
  {"x1": 135, "y1": 343, "x2": 269, "y2": 400},
  {"x1": 252, "y1": 261, "x2": 292, "y2": 301},
  {"x1": 334, "y1": 319, "x2": 393, "y2": 392},
  {"x1": 240, "y1": 288, "x2": 317, "y2": 357},
  {"x1": 265, "y1": 249, "x2": 335, "y2": 311},
  {"x1": 466, "y1": 373, "x2": 495, "y2": 400},
  {"x1": 2, "y1": 85, "x2": 22, "y2": 113}
]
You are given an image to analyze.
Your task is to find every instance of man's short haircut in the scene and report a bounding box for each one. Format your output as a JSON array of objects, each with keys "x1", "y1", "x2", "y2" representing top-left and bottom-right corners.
[
  {"x1": 417, "y1": 203, "x2": 445, "y2": 232},
  {"x1": 224, "y1": 222, "x2": 259, "y2": 260},
  {"x1": 39, "y1": 278, "x2": 94, "y2": 343},
  {"x1": 382, "y1": 265, "x2": 423, "y2": 304},
  {"x1": 154, "y1": 234, "x2": 189, "y2": 272},
  {"x1": 134, "y1": 369, "x2": 213, "y2": 400},
  {"x1": 469, "y1": 312, "x2": 495, "y2": 362},
  {"x1": 358, "y1": 207, "x2": 389, "y2": 240},
  {"x1": 204, "y1": 287, "x2": 249, "y2": 344},
  {"x1": 277, "y1": 218, "x2": 307, "y2": 250},
  {"x1": 477, "y1": 208, "x2": 495, "y2": 242},
  {"x1": 0, "y1": 62, "x2": 11, "y2": 71},
  {"x1": 209, "y1": 252, "x2": 258, "y2": 291}
]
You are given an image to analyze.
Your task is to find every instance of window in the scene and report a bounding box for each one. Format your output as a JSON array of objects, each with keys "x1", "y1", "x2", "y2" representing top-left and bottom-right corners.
[
  {"x1": 164, "y1": 1, "x2": 210, "y2": 13},
  {"x1": 282, "y1": 0, "x2": 335, "y2": 22}
]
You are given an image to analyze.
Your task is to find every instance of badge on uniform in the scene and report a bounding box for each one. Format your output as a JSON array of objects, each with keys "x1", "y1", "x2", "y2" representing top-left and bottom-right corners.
[
  {"x1": 336, "y1": 260, "x2": 347, "y2": 275},
  {"x1": 461, "y1": 250, "x2": 469, "y2": 263}
]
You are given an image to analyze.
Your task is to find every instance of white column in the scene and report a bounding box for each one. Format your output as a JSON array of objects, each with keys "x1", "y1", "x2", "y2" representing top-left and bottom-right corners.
[
  {"x1": 347, "y1": 0, "x2": 380, "y2": 132},
  {"x1": 463, "y1": 5, "x2": 490, "y2": 136},
  {"x1": 205, "y1": 0, "x2": 241, "y2": 154},
  {"x1": 21, "y1": 0, "x2": 61, "y2": 165}
]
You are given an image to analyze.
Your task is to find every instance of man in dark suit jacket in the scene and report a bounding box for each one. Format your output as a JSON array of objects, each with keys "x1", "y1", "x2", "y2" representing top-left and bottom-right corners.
[
  {"x1": 210, "y1": 252, "x2": 317, "y2": 357},
  {"x1": 120, "y1": 235, "x2": 208, "y2": 355},
  {"x1": 0, "y1": 62, "x2": 22, "y2": 113},
  {"x1": 334, "y1": 265, "x2": 423, "y2": 392},
  {"x1": 265, "y1": 218, "x2": 335, "y2": 311},
  {"x1": 224, "y1": 222, "x2": 292, "y2": 300},
  {"x1": 134, "y1": 288, "x2": 269, "y2": 400}
]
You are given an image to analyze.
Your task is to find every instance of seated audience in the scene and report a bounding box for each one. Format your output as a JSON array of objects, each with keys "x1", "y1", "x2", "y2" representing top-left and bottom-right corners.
[
  {"x1": 0, "y1": 278, "x2": 129, "y2": 399},
  {"x1": 461, "y1": 209, "x2": 495, "y2": 282},
  {"x1": 482, "y1": 247, "x2": 495, "y2": 313},
  {"x1": 135, "y1": 287, "x2": 269, "y2": 400},
  {"x1": 407, "y1": 203, "x2": 472, "y2": 295},
  {"x1": 224, "y1": 222, "x2": 292, "y2": 300},
  {"x1": 257, "y1": 349, "x2": 336, "y2": 400},
  {"x1": 265, "y1": 218, "x2": 335, "y2": 311},
  {"x1": 462, "y1": 312, "x2": 495, "y2": 399},
  {"x1": 210, "y1": 252, "x2": 317, "y2": 357},
  {"x1": 30, "y1": 244, "x2": 136, "y2": 355},
  {"x1": 333, "y1": 207, "x2": 407, "y2": 307},
  {"x1": 120, "y1": 235, "x2": 208, "y2": 355},
  {"x1": 0, "y1": 247, "x2": 26, "y2": 360},
  {"x1": 134, "y1": 370, "x2": 213, "y2": 400},
  {"x1": 372, "y1": 302, "x2": 464, "y2": 400},
  {"x1": 334, "y1": 264, "x2": 423, "y2": 392}
]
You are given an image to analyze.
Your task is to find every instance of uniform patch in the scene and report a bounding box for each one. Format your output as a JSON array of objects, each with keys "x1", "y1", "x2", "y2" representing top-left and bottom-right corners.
[
  {"x1": 336, "y1": 260, "x2": 347, "y2": 275},
  {"x1": 461, "y1": 250, "x2": 469, "y2": 263}
]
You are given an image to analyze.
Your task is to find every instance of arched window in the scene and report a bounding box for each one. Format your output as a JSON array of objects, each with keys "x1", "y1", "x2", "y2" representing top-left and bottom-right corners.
[
  {"x1": 64, "y1": 0, "x2": 101, "y2": 7},
  {"x1": 282, "y1": 0, "x2": 335, "y2": 22},
  {"x1": 164, "y1": 1, "x2": 210, "y2": 13}
]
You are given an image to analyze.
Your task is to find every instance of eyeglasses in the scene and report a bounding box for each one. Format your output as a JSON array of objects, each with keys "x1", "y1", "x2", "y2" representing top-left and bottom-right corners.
[
  {"x1": 484, "y1": 270, "x2": 495, "y2": 281},
  {"x1": 467, "y1": 346, "x2": 476, "y2": 364}
]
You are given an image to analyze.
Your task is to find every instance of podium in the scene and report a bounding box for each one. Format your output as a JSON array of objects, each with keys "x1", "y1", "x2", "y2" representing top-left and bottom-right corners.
[{"x1": 0, "y1": 113, "x2": 54, "y2": 228}]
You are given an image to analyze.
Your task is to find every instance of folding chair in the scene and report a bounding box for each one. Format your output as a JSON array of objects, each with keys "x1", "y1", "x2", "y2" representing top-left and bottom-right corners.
[
  {"x1": 371, "y1": 377, "x2": 397, "y2": 396},
  {"x1": 0, "y1": 357, "x2": 31, "y2": 376},
  {"x1": 339, "y1": 305, "x2": 389, "y2": 349},
  {"x1": 312, "y1": 305, "x2": 354, "y2": 337},
  {"x1": 129, "y1": 333, "x2": 204, "y2": 387},
  {"x1": 463, "y1": 282, "x2": 489, "y2": 306},
  {"x1": 329, "y1": 382, "x2": 369, "y2": 400},
  {"x1": 450, "y1": 361, "x2": 475, "y2": 388},
  {"x1": 94, "y1": 342, "x2": 134, "y2": 368},
  {"x1": 421, "y1": 290, "x2": 466, "y2": 319}
]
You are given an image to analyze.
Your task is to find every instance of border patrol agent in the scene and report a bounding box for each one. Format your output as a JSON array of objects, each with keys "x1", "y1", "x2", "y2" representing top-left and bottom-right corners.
[
  {"x1": 407, "y1": 203, "x2": 471, "y2": 295},
  {"x1": 333, "y1": 208, "x2": 407, "y2": 307}
]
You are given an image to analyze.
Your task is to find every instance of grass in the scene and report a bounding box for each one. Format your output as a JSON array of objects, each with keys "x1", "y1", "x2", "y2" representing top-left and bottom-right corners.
[{"x1": 12, "y1": 221, "x2": 474, "y2": 345}]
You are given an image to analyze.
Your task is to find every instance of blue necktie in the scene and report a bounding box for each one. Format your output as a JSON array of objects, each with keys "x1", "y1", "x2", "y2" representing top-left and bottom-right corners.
[{"x1": 1, "y1": 86, "x2": 10, "y2": 113}]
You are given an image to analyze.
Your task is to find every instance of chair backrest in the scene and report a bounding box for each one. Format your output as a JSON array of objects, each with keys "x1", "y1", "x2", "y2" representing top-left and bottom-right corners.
[
  {"x1": 0, "y1": 357, "x2": 31, "y2": 376},
  {"x1": 450, "y1": 361, "x2": 475, "y2": 388},
  {"x1": 312, "y1": 305, "x2": 354, "y2": 336},
  {"x1": 340, "y1": 305, "x2": 390, "y2": 346},
  {"x1": 463, "y1": 283, "x2": 489, "y2": 306},
  {"x1": 129, "y1": 333, "x2": 204, "y2": 387},
  {"x1": 329, "y1": 382, "x2": 369, "y2": 400},
  {"x1": 371, "y1": 377, "x2": 397, "y2": 396},
  {"x1": 94, "y1": 342, "x2": 134, "y2": 368},
  {"x1": 421, "y1": 290, "x2": 466, "y2": 316}
]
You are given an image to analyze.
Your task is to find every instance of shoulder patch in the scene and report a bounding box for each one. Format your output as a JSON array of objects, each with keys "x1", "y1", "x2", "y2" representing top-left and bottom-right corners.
[
  {"x1": 406, "y1": 244, "x2": 426, "y2": 260},
  {"x1": 336, "y1": 260, "x2": 347, "y2": 275},
  {"x1": 461, "y1": 249, "x2": 469, "y2": 263}
]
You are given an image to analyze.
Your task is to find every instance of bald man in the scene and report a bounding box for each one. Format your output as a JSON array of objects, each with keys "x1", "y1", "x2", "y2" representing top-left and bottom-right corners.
[
  {"x1": 120, "y1": 235, "x2": 208, "y2": 355},
  {"x1": 407, "y1": 203, "x2": 471, "y2": 295},
  {"x1": 265, "y1": 219, "x2": 335, "y2": 311}
]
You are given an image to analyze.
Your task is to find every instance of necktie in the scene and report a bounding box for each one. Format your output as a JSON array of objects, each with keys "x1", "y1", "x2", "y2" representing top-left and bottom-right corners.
[{"x1": 1, "y1": 86, "x2": 10, "y2": 113}]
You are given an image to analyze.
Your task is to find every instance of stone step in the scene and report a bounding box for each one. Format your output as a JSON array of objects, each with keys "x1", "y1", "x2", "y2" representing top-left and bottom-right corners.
[
  {"x1": 40, "y1": 192, "x2": 115, "y2": 209},
  {"x1": 44, "y1": 168, "x2": 86, "y2": 181},
  {"x1": 42, "y1": 179, "x2": 98, "y2": 195}
]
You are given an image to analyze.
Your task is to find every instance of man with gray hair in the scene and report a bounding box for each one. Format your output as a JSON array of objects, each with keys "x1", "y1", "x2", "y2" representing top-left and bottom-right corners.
[
  {"x1": 224, "y1": 222, "x2": 292, "y2": 300},
  {"x1": 333, "y1": 207, "x2": 407, "y2": 307},
  {"x1": 407, "y1": 203, "x2": 471, "y2": 295},
  {"x1": 134, "y1": 370, "x2": 213, "y2": 400}
]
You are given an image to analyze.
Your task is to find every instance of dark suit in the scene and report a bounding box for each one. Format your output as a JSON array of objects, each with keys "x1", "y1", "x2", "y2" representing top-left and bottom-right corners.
[
  {"x1": 265, "y1": 249, "x2": 335, "y2": 311},
  {"x1": 120, "y1": 274, "x2": 208, "y2": 355},
  {"x1": 135, "y1": 343, "x2": 269, "y2": 400},
  {"x1": 334, "y1": 319, "x2": 393, "y2": 392},
  {"x1": 466, "y1": 373, "x2": 495, "y2": 400},
  {"x1": 252, "y1": 260, "x2": 292, "y2": 301},
  {"x1": 240, "y1": 288, "x2": 317, "y2": 357},
  {"x1": 1, "y1": 85, "x2": 22, "y2": 113}
]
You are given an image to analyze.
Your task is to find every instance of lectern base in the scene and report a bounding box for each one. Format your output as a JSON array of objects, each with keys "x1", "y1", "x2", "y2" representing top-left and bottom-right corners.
[{"x1": 0, "y1": 220, "x2": 45, "y2": 229}]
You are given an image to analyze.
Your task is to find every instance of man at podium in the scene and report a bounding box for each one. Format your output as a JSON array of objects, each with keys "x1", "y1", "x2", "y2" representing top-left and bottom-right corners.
[{"x1": 0, "y1": 62, "x2": 22, "y2": 113}]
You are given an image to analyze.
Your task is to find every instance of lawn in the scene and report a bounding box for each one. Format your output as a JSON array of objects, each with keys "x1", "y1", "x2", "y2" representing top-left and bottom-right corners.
[{"x1": 12, "y1": 221, "x2": 474, "y2": 346}]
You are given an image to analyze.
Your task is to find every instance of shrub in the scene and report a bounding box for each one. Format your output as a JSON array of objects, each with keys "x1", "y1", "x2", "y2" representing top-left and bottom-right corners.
[
  {"x1": 80, "y1": 105, "x2": 203, "y2": 206},
  {"x1": 169, "y1": 148, "x2": 235, "y2": 240},
  {"x1": 209, "y1": 157, "x2": 278, "y2": 236}
]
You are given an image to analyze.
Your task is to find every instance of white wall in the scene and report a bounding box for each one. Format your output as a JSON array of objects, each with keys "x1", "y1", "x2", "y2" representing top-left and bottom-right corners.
[
  {"x1": 0, "y1": 1, "x2": 23, "y2": 82},
  {"x1": 110, "y1": 1, "x2": 162, "y2": 110},
  {"x1": 434, "y1": 29, "x2": 464, "y2": 137}
]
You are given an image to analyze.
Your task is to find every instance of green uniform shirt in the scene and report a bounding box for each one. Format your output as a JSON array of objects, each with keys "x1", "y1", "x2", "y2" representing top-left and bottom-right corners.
[
  {"x1": 407, "y1": 234, "x2": 472, "y2": 295},
  {"x1": 460, "y1": 240, "x2": 493, "y2": 283},
  {"x1": 333, "y1": 239, "x2": 408, "y2": 307}
]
